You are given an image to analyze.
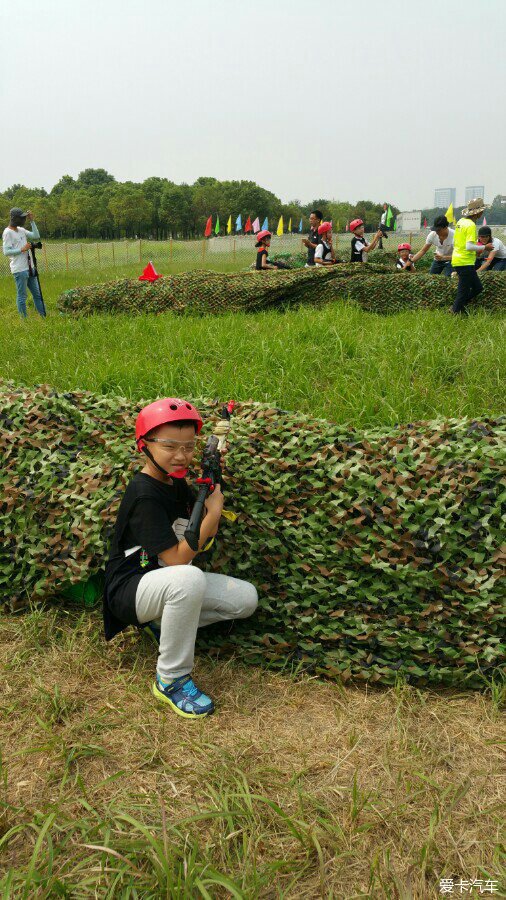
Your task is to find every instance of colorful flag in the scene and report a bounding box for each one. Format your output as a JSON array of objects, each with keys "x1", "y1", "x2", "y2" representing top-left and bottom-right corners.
[
  {"x1": 423, "y1": 217, "x2": 428, "y2": 227},
  {"x1": 245, "y1": 215, "x2": 252, "y2": 233},
  {"x1": 262, "y1": 217, "x2": 268, "y2": 231},
  {"x1": 335, "y1": 220, "x2": 340, "y2": 232},
  {"x1": 252, "y1": 217, "x2": 260, "y2": 233},
  {"x1": 288, "y1": 217, "x2": 292, "y2": 233},
  {"x1": 482, "y1": 215, "x2": 487, "y2": 226},
  {"x1": 214, "y1": 215, "x2": 220, "y2": 236},
  {"x1": 445, "y1": 203, "x2": 455, "y2": 224},
  {"x1": 386, "y1": 205, "x2": 394, "y2": 227},
  {"x1": 345, "y1": 223, "x2": 349, "y2": 232},
  {"x1": 227, "y1": 215, "x2": 232, "y2": 234},
  {"x1": 204, "y1": 216, "x2": 212, "y2": 237},
  {"x1": 299, "y1": 218, "x2": 303, "y2": 233},
  {"x1": 235, "y1": 214, "x2": 242, "y2": 232},
  {"x1": 276, "y1": 216, "x2": 284, "y2": 236},
  {"x1": 393, "y1": 219, "x2": 397, "y2": 231}
]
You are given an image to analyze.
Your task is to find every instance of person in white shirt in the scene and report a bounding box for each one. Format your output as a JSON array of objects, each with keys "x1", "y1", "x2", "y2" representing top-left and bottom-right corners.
[
  {"x1": 476, "y1": 226, "x2": 506, "y2": 273},
  {"x1": 314, "y1": 222, "x2": 339, "y2": 266},
  {"x1": 411, "y1": 215, "x2": 455, "y2": 276},
  {"x1": 2, "y1": 208, "x2": 46, "y2": 318}
]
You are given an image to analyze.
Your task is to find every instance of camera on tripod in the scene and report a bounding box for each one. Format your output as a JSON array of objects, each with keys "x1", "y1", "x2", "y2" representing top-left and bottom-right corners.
[{"x1": 30, "y1": 241, "x2": 43, "y2": 250}]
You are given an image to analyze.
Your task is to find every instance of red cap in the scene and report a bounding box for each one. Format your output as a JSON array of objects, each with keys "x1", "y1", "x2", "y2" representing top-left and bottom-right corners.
[
  {"x1": 318, "y1": 221, "x2": 332, "y2": 235},
  {"x1": 136, "y1": 398, "x2": 203, "y2": 451},
  {"x1": 397, "y1": 242, "x2": 411, "y2": 251},
  {"x1": 256, "y1": 230, "x2": 272, "y2": 242},
  {"x1": 349, "y1": 219, "x2": 364, "y2": 232}
]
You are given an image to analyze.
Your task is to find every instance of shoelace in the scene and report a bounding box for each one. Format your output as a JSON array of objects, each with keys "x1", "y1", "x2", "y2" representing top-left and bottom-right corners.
[{"x1": 183, "y1": 679, "x2": 199, "y2": 698}]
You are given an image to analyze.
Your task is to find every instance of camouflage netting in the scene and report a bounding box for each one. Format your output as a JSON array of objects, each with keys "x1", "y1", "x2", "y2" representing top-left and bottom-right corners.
[
  {"x1": 2, "y1": 381, "x2": 504, "y2": 688},
  {"x1": 58, "y1": 267, "x2": 506, "y2": 317}
]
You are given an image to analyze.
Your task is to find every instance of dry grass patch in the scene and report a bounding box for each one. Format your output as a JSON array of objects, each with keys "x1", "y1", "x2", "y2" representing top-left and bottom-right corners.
[{"x1": 1, "y1": 606, "x2": 504, "y2": 898}]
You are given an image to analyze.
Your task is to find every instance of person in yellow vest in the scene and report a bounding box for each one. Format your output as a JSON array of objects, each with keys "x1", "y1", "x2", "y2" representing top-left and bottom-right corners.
[{"x1": 451, "y1": 198, "x2": 493, "y2": 314}]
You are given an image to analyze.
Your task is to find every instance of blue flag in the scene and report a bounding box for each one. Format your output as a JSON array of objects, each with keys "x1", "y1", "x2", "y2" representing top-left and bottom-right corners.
[
  {"x1": 262, "y1": 217, "x2": 268, "y2": 231},
  {"x1": 299, "y1": 218, "x2": 303, "y2": 233},
  {"x1": 235, "y1": 214, "x2": 242, "y2": 231}
]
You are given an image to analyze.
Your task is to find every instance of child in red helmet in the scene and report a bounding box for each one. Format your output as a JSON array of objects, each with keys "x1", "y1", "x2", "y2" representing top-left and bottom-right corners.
[
  {"x1": 254, "y1": 230, "x2": 290, "y2": 270},
  {"x1": 349, "y1": 219, "x2": 383, "y2": 263},
  {"x1": 314, "y1": 222, "x2": 339, "y2": 266},
  {"x1": 396, "y1": 243, "x2": 415, "y2": 273},
  {"x1": 103, "y1": 398, "x2": 258, "y2": 719}
]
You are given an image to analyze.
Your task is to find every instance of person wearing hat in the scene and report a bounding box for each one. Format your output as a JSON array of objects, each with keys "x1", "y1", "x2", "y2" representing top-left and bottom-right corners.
[
  {"x1": 451, "y1": 198, "x2": 493, "y2": 314},
  {"x1": 395, "y1": 243, "x2": 415, "y2": 273},
  {"x1": 254, "y1": 230, "x2": 290, "y2": 270},
  {"x1": 349, "y1": 219, "x2": 383, "y2": 263},
  {"x1": 411, "y1": 215, "x2": 455, "y2": 276},
  {"x1": 2, "y1": 208, "x2": 46, "y2": 318},
  {"x1": 314, "y1": 222, "x2": 339, "y2": 266}
]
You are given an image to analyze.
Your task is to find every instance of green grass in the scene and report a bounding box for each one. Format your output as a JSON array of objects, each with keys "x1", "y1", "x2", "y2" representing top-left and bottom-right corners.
[
  {"x1": 0, "y1": 271, "x2": 504, "y2": 425},
  {"x1": 1, "y1": 608, "x2": 504, "y2": 897}
]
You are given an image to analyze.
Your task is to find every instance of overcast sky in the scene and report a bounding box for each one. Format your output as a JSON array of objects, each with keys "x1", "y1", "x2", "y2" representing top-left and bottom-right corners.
[{"x1": 1, "y1": 0, "x2": 505, "y2": 210}]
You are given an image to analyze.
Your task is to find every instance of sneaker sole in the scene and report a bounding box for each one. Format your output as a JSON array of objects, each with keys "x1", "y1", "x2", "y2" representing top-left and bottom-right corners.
[{"x1": 151, "y1": 681, "x2": 214, "y2": 719}]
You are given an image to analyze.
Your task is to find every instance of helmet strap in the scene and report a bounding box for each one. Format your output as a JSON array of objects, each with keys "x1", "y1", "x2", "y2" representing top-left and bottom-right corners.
[{"x1": 141, "y1": 446, "x2": 171, "y2": 478}]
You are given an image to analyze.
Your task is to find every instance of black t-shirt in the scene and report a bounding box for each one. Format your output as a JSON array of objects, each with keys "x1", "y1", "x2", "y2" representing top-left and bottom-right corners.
[
  {"x1": 350, "y1": 236, "x2": 369, "y2": 263},
  {"x1": 306, "y1": 227, "x2": 321, "y2": 266},
  {"x1": 103, "y1": 472, "x2": 194, "y2": 640},
  {"x1": 256, "y1": 248, "x2": 268, "y2": 270}
]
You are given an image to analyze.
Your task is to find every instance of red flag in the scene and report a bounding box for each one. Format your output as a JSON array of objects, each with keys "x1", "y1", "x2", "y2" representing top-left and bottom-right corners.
[
  {"x1": 245, "y1": 215, "x2": 252, "y2": 233},
  {"x1": 204, "y1": 215, "x2": 212, "y2": 237},
  {"x1": 345, "y1": 223, "x2": 349, "y2": 232},
  {"x1": 139, "y1": 261, "x2": 162, "y2": 282},
  {"x1": 423, "y1": 217, "x2": 428, "y2": 227}
]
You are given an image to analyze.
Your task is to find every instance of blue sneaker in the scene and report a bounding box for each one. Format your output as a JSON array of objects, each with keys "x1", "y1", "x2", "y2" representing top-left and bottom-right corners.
[
  {"x1": 152, "y1": 674, "x2": 215, "y2": 718},
  {"x1": 138, "y1": 621, "x2": 161, "y2": 646}
]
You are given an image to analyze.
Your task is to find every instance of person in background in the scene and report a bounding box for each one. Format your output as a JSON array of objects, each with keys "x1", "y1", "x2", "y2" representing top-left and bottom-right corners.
[
  {"x1": 302, "y1": 210, "x2": 323, "y2": 266},
  {"x1": 378, "y1": 202, "x2": 388, "y2": 249},
  {"x1": 476, "y1": 226, "x2": 506, "y2": 273},
  {"x1": 396, "y1": 242, "x2": 415, "y2": 273},
  {"x1": 451, "y1": 198, "x2": 493, "y2": 314},
  {"x1": 254, "y1": 230, "x2": 289, "y2": 270},
  {"x1": 2, "y1": 208, "x2": 46, "y2": 319},
  {"x1": 411, "y1": 215, "x2": 455, "y2": 276},
  {"x1": 314, "y1": 222, "x2": 339, "y2": 266},
  {"x1": 349, "y1": 219, "x2": 383, "y2": 263}
]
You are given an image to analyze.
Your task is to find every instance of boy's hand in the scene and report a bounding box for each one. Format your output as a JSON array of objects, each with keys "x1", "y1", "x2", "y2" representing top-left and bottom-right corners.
[
  {"x1": 21, "y1": 243, "x2": 30, "y2": 252},
  {"x1": 205, "y1": 484, "x2": 224, "y2": 519},
  {"x1": 26, "y1": 210, "x2": 34, "y2": 221}
]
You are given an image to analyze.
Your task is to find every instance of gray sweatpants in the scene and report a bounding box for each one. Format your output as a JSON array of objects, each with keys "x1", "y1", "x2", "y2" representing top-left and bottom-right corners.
[{"x1": 135, "y1": 565, "x2": 258, "y2": 681}]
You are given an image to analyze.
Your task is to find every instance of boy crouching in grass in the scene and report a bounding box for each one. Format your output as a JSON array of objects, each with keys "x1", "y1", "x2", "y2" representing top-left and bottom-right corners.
[
  {"x1": 396, "y1": 242, "x2": 415, "y2": 273},
  {"x1": 103, "y1": 398, "x2": 258, "y2": 719}
]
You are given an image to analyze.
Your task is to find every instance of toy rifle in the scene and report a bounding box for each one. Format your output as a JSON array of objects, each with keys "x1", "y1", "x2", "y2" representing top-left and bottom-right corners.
[
  {"x1": 184, "y1": 401, "x2": 235, "y2": 551},
  {"x1": 28, "y1": 241, "x2": 47, "y2": 316}
]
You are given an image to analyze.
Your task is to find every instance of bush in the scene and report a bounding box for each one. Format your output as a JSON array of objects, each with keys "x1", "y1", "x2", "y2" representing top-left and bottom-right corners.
[{"x1": 1, "y1": 381, "x2": 504, "y2": 687}]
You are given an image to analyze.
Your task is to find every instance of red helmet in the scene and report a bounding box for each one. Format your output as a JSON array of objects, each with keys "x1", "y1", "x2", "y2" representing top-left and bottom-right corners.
[
  {"x1": 136, "y1": 398, "x2": 203, "y2": 451},
  {"x1": 349, "y1": 218, "x2": 364, "y2": 232},
  {"x1": 397, "y1": 242, "x2": 411, "y2": 251},
  {"x1": 318, "y1": 221, "x2": 332, "y2": 235},
  {"x1": 256, "y1": 230, "x2": 272, "y2": 242}
]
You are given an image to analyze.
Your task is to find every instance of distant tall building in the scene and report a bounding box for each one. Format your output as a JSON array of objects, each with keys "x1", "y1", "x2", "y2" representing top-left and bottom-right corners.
[
  {"x1": 465, "y1": 186, "x2": 485, "y2": 203},
  {"x1": 434, "y1": 188, "x2": 456, "y2": 209}
]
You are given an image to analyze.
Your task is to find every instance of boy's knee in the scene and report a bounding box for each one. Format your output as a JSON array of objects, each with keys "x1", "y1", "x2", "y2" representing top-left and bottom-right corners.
[
  {"x1": 237, "y1": 583, "x2": 258, "y2": 619},
  {"x1": 160, "y1": 566, "x2": 206, "y2": 604}
]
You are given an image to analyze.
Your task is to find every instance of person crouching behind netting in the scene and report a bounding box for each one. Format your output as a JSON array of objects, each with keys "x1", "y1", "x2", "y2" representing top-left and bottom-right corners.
[
  {"x1": 103, "y1": 398, "x2": 258, "y2": 719},
  {"x1": 476, "y1": 226, "x2": 506, "y2": 273},
  {"x1": 255, "y1": 230, "x2": 290, "y2": 270},
  {"x1": 2, "y1": 208, "x2": 46, "y2": 319},
  {"x1": 396, "y1": 242, "x2": 415, "y2": 273},
  {"x1": 451, "y1": 198, "x2": 493, "y2": 314},
  {"x1": 314, "y1": 222, "x2": 339, "y2": 266}
]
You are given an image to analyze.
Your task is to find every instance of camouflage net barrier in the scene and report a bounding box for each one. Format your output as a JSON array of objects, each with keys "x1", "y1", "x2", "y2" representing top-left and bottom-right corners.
[
  {"x1": 1, "y1": 381, "x2": 504, "y2": 688},
  {"x1": 58, "y1": 267, "x2": 506, "y2": 317}
]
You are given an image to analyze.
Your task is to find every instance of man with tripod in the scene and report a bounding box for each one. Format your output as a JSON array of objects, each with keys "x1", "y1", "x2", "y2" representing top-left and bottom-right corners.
[{"x1": 2, "y1": 207, "x2": 46, "y2": 318}]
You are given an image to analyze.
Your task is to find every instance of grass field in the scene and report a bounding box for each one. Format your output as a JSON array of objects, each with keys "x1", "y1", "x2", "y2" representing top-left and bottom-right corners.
[{"x1": 1, "y1": 261, "x2": 505, "y2": 896}]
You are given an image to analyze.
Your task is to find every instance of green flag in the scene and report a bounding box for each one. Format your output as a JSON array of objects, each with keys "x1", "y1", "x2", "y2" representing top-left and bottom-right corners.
[
  {"x1": 214, "y1": 216, "x2": 220, "y2": 235},
  {"x1": 386, "y1": 205, "x2": 394, "y2": 226},
  {"x1": 393, "y1": 218, "x2": 397, "y2": 231}
]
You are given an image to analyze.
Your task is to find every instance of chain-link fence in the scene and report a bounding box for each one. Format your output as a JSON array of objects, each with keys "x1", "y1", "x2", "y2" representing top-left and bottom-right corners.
[{"x1": 0, "y1": 231, "x2": 446, "y2": 278}]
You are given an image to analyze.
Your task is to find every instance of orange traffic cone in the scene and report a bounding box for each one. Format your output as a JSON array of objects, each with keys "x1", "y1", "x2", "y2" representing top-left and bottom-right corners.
[{"x1": 139, "y1": 261, "x2": 162, "y2": 281}]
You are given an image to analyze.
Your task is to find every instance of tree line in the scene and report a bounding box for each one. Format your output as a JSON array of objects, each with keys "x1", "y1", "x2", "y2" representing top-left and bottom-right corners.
[{"x1": 0, "y1": 169, "x2": 396, "y2": 240}]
